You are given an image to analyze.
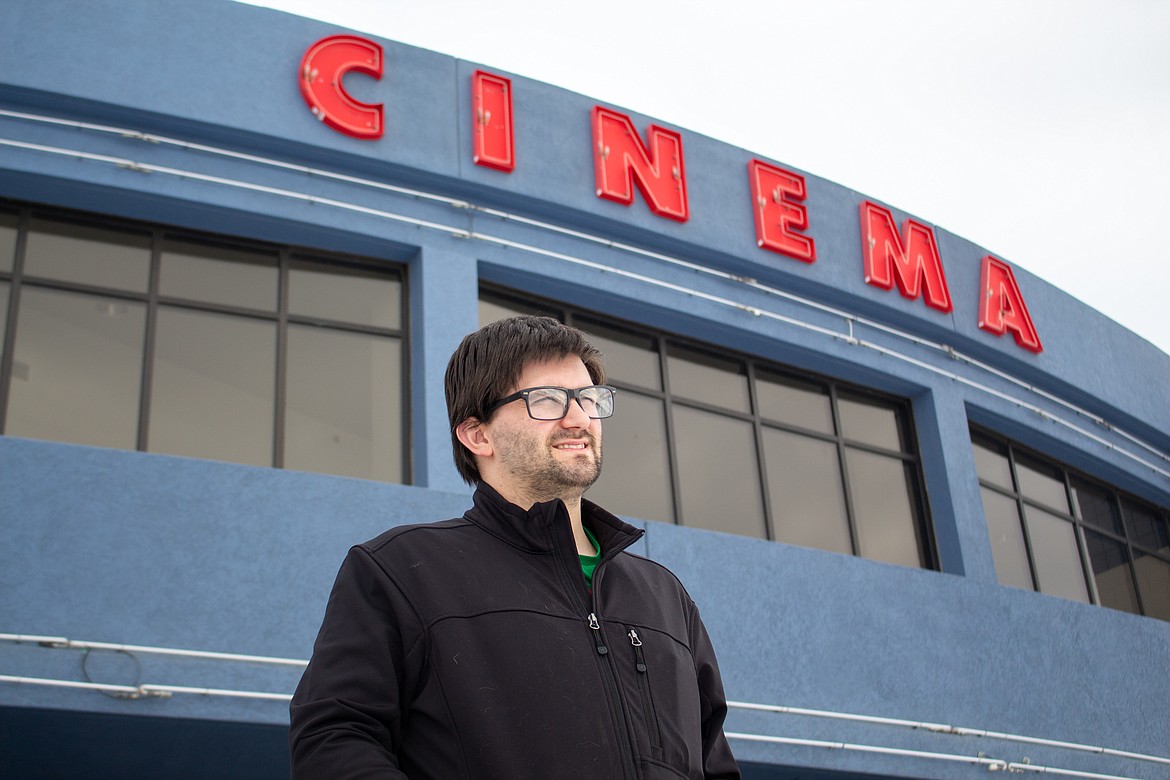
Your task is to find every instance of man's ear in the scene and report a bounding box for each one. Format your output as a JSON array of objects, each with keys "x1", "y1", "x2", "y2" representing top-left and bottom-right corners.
[{"x1": 456, "y1": 417, "x2": 493, "y2": 457}]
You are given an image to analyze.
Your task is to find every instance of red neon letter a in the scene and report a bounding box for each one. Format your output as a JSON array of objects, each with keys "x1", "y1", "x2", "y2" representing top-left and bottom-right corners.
[
  {"x1": 299, "y1": 35, "x2": 384, "y2": 139},
  {"x1": 592, "y1": 106, "x2": 689, "y2": 222},
  {"x1": 979, "y1": 256, "x2": 1042, "y2": 353},
  {"x1": 860, "y1": 201, "x2": 952, "y2": 312}
]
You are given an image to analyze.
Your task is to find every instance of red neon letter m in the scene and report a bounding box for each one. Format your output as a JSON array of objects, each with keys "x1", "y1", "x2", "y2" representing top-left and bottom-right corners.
[
  {"x1": 860, "y1": 201, "x2": 952, "y2": 313},
  {"x1": 592, "y1": 106, "x2": 689, "y2": 222}
]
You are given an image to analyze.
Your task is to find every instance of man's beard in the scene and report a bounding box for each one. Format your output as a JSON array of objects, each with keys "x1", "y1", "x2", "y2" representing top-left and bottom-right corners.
[{"x1": 495, "y1": 427, "x2": 602, "y2": 502}]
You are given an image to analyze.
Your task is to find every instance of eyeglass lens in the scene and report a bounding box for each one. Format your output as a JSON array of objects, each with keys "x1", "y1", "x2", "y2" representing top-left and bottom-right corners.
[{"x1": 526, "y1": 386, "x2": 614, "y2": 420}]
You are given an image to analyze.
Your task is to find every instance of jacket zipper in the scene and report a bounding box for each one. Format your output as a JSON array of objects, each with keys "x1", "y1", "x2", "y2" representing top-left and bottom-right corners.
[
  {"x1": 549, "y1": 517, "x2": 638, "y2": 780},
  {"x1": 628, "y1": 628, "x2": 664, "y2": 760},
  {"x1": 587, "y1": 565, "x2": 640, "y2": 780},
  {"x1": 582, "y1": 612, "x2": 637, "y2": 780},
  {"x1": 587, "y1": 612, "x2": 609, "y2": 656}
]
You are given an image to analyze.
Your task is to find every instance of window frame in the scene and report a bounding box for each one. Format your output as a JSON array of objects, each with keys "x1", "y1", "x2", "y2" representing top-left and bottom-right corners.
[
  {"x1": 972, "y1": 425, "x2": 1170, "y2": 620},
  {"x1": 0, "y1": 200, "x2": 411, "y2": 483},
  {"x1": 480, "y1": 286, "x2": 936, "y2": 569}
]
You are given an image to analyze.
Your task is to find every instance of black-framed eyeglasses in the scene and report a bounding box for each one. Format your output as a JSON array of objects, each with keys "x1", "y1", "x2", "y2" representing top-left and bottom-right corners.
[{"x1": 486, "y1": 385, "x2": 616, "y2": 421}]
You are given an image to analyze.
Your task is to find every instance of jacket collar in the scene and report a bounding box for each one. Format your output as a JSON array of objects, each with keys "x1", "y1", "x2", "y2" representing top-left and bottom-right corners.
[{"x1": 467, "y1": 481, "x2": 644, "y2": 558}]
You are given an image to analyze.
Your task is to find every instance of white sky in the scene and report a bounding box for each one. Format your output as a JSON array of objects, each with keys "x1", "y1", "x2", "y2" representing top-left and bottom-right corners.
[{"x1": 237, "y1": 0, "x2": 1170, "y2": 356}]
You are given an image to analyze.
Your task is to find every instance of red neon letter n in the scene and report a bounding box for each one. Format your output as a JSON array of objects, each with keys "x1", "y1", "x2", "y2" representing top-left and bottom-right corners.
[{"x1": 592, "y1": 106, "x2": 689, "y2": 222}]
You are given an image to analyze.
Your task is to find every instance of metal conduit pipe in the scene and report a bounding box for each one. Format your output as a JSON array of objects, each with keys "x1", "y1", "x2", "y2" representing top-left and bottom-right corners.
[
  {"x1": 1, "y1": 674, "x2": 1143, "y2": 778},
  {"x1": 3, "y1": 133, "x2": 1166, "y2": 481},
  {"x1": 0, "y1": 674, "x2": 161, "y2": 698},
  {"x1": 0, "y1": 673, "x2": 1145, "y2": 778},
  {"x1": 0, "y1": 633, "x2": 308, "y2": 667},
  {"x1": 728, "y1": 732, "x2": 1145, "y2": 780},
  {"x1": 0, "y1": 109, "x2": 470, "y2": 208},
  {"x1": 0, "y1": 674, "x2": 292, "y2": 701},
  {"x1": 138, "y1": 684, "x2": 291, "y2": 702},
  {"x1": 1004, "y1": 762, "x2": 1144, "y2": 780},
  {"x1": 1, "y1": 121, "x2": 1165, "y2": 481},
  {"x1": 2, "y1": 108, "x2": 1165, "y2": 476},
  {"x1": 1, "y1": 111, "x2": 1167, "y2": 473},
  {"x1": 728, "y1": 701, "x2": 1170, "y2": 768},
  {"x1": 8, "y1": 634, "x2": 1166, "y2": 769},
  {"x1": 726, "y1": 731, "x2": 1008, "y2": 771},
  {"x1": 3, "y1": 647, "x2": 1163, "y2": 776}
]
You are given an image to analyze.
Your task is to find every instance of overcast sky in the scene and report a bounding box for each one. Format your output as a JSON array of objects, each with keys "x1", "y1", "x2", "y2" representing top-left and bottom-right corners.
[{"x1": 238, "y1": 0, "x2": 1170, "y2": 356}]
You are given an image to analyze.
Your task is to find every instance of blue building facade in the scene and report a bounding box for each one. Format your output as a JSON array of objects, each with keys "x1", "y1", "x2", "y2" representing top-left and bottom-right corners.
[{"x1": 1, "y1": 1, "x2": 1168, "y2": 778}]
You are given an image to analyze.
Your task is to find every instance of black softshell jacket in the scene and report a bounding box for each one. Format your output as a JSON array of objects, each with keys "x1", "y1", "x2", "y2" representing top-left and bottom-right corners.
[{"x1": 290, "y1": 483, "x2": 741, "y2": 779}]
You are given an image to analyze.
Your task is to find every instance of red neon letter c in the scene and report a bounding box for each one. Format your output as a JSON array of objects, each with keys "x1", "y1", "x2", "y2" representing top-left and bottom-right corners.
[{"x1": 299, "y1": 35, "x2": 384, "y2": 140}]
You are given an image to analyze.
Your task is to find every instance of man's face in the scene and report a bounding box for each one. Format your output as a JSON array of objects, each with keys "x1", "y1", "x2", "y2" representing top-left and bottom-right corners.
[{"x1": 484, "y1": 355, "x2": 603, "y2": 505}]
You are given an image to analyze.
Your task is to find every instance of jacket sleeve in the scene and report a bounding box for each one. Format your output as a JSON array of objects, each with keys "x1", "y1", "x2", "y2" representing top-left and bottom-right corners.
[
  {"x1": 289, "y1": 545, "x2": 423, "y2": 779},
  {"x1": 689, "y1": 602, "x2": 742, "y2": 780}
]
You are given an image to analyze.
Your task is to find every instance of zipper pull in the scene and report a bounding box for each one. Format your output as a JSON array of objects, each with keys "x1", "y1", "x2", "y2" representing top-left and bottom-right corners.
[
  {"x1": 628, "y1": 629, "x2": 647, "y2": 673},
  {"x1": 587, "y1": 613, "x2": 608, "y2": 655}
]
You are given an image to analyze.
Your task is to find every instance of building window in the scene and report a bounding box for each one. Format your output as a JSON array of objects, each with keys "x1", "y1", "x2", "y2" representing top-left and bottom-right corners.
[
  {"x1": 0, "y1": 203, "x2": 408, "y2": 483},
  {"x1": 480, "y1": 289, "x2": 934, "y2": 569},
  {"x1": 972, "y1": 428, "x2": 1170, "y2": 622}
]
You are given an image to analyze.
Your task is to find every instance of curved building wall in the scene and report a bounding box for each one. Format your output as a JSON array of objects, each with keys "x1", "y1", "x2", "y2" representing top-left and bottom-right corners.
[{"x1": 1, "y1": 1, "x2": 1168, "y2": 778}]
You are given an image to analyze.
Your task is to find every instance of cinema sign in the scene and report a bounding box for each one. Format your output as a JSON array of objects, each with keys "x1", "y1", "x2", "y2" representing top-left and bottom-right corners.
[{"x1": 299, "y1": 35, "x2": 1042, "y2": 354}]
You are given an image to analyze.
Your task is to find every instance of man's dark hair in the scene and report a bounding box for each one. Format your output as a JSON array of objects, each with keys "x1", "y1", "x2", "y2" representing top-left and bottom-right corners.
[{"x1": 445, "y1": 315, "x2": 606, "y2": 485}]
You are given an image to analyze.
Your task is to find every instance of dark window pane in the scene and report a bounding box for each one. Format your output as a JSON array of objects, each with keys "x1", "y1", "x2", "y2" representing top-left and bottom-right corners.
[
  {"x1": 6, "y1": 287, "x2": 144, "y2": 449},
  {"x1": 971, "y1": 435, "x2": 1013, "y2": 490},
  {"x1": 1123, "y1": 498, "x2": 1169, "y2": 554},
  {"x1": 756, "y1": 371, "x2": 833, "y2": 434},
  {"x1": 1133, "y1": 551, "x2": 1170, "y2": 621},
  {"x1": 1026, "y1": 506, "x2": 1090, "y2": 603},
  {"x1": 588, "y1": 391, "x2": 673, "y2": 523},
  {"x1": 981, "y1": 487, "x2": 1034, "y2": 591},
  {"x1": 479, "y1": 295, "x2": 560, "y2": 326},
  {"x1": 25, "y1": 218, "x2": 150, "y2": 292},
  {"x1": 1071, "y1": 479, "x2": 1123, "y2": 534},
  {"x1": 846, "y1": 448, "x2": 924, "y2": 568},
  {"x1": 1084, "y1": 530, "x2": 1139, "y2": 614},
  {"x1": 672, "y1": 405, "x2": 765, "y2": 538},
  {"x1": 0, "y1": 281, "x2": 8, "y2": 350},
  {"x1": 667, "y1": 346, "x2": 749, "y2": 413},
  {"x1": 289, "y1": 260, "x2": 401, "y2": 329},
  {"x1": 838, "y1": 393, "x2": 904, "y2": 451},
  {"x1": 285, "y1": 325, "x2": 402, "y2": 482},
  {"x1": 0, "y1": 211, "x2": 16, "y2": 273},
  {"x1": 480, "y1": 297, "x2": 524, "y2": 326},
  {"x1": 149, "y1": 308, "x2": 275, "y2": 467},
  {"x1": 1015, "y1": 455, "x2": 1070, "y2": 512},
  {"x1": 578, "y1": 320, "x2": 661, "y2": 391},
  {"x1": 763, "y1": 428, "x2": 851, "y2": 555},
  {"x1": 159, "y1": 240, "x2": 278, "y2": 310}
]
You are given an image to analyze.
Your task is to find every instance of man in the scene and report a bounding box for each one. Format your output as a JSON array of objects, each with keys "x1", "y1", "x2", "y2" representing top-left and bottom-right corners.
[{"x1": 290, "y1": 315, "x2": 740, "y2": 779}]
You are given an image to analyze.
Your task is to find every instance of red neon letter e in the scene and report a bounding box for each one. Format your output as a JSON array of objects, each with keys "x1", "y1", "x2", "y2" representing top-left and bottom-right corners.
[
  {"x1": 299, "y1": 35, "x2": 384, "y2": 140},
  {"x1": 472, "y1": 70, "x2": 514, "y2": 172},
  {"x1": 979, "y1": 255, "x2": 1042, "y2": 353},
  {"x1": 592, "y1": 106, "x2": 688, "y2": 222},
  {"x1": 860, "y1": 201, "x2": 952, "y2": 312},
  {"x1": 749, "y1": 160, "x2": 815, "y2": 263}
]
